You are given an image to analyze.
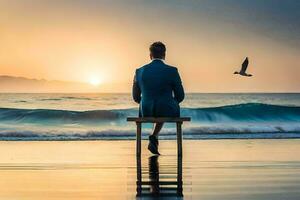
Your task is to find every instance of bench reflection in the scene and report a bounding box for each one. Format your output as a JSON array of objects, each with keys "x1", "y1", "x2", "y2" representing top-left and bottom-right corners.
[{"x1": 136, "y1": 155, "x2": 183, "y2": 198}]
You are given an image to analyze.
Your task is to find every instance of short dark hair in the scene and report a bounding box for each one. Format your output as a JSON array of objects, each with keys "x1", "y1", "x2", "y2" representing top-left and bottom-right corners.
[{"x1": 149, "y1": 41, "x2": 166, "y2": 59}]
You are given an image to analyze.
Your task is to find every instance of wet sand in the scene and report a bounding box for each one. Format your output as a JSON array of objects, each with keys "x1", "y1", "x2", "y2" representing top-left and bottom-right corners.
[{"x1": 0, "y1": 139, "x2": 300, "y2": 199}]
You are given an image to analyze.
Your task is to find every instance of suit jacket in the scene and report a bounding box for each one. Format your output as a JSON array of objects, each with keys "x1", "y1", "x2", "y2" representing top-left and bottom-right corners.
[{"x1": 132, "y1": 59, "x2": 185, "y2": 117}]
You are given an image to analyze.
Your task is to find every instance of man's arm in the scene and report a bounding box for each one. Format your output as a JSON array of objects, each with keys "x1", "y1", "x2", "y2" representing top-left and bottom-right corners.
[
  {"x1": 132, "y1": 70, "x2": 141, "y2": 103},
  {"x1": 172, "y1": 68, "x2": 185, "y2": 103}
]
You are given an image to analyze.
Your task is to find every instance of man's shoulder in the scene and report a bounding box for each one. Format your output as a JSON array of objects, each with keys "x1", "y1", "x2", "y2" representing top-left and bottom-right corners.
[
  {"x1": 136, "y1": 63, "x2": 150, "y2": 72},
  {"x1": 135, "y1": 62, "x2": 178, "y2": 72},
  {"x1": 163, "y1": 63, "x2": 178, "y2": 75},
  {"x1": 165, "y1": 64, "x2": 178, "y2": 71}
]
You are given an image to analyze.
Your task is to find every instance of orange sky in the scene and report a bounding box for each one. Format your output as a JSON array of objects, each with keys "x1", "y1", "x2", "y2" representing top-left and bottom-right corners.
[{"x1": 0, "y1": 0, "x2": 299, "y2": 92}]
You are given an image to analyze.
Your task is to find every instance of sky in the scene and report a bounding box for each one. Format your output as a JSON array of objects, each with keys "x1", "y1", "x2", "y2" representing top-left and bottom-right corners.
[{"x1": 0, "y1": 0, "x2": 299, "y2": 92}]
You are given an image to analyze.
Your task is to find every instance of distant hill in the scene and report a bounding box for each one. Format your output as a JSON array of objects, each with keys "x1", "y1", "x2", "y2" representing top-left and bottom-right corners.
[{"x1": 0, "y1": 75, "x2": 99, "y2": 93}]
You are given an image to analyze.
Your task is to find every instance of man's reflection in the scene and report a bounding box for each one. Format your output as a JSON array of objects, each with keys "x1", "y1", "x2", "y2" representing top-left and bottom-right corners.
[
  {"x1": 136, "y1": 155, "x2": 183, "y2": 198},
  {"x1": 149, "y1": 155, "x2": 160, "y2": 195}
]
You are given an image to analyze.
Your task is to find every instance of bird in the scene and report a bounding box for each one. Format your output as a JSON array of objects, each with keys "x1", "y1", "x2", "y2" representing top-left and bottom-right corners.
[{"x1": 234, "y1": 57, "x2": 252, "y2": 77}]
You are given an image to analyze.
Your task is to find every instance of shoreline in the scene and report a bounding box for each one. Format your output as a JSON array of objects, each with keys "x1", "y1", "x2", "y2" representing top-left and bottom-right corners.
[{"x1": 0, "y1": 132, "x2": 300, "y2": 141}]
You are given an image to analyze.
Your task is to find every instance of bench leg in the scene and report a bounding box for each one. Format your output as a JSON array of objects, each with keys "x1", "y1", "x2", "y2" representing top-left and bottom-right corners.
[
  {"x1": 136, "y1": 122, "x2": 142, "y2": 157},
  {"x1": 177, "y1": 155, "x2": 183, "y2": 196},
  {"x1": 136, "y1": 154, "x2": 142, "y2": 196},
  {"x1": 176, "y1": 122, "x2": 183, "y2": 157}
]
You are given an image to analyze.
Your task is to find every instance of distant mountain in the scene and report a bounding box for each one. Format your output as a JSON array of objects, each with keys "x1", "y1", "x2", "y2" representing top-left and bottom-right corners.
[{"x1": 0, "y1": 75, "x2": 99, "y2": 93}]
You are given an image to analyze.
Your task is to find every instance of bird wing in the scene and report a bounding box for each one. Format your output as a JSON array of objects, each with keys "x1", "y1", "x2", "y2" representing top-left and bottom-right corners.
[{"x1": 240, "y1": 58, "x2": 249, "y2": 73}]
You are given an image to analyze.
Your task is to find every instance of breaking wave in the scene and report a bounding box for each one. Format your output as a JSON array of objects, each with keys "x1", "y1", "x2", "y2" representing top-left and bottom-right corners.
[
  {"x1": 1, "y1": 103, "x2": 299, "y2": 123},
  {"x1": 0, "y1": 103, "x2": 300, "y2": 140}
]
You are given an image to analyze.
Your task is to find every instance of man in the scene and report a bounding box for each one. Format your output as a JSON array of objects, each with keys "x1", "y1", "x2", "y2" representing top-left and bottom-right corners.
[{"x1": 132, "y1": 41, "x2": 185, "y2": 155}]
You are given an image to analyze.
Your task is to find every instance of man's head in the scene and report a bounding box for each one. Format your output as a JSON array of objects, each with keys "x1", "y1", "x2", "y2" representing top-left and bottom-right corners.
[{"x1": 149, "y1": 41, "x2": 166, "y2": 60}]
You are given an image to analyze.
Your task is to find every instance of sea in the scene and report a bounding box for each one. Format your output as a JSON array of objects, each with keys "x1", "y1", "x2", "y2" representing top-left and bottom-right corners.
[{"x1": 0, "y1": 93, "x2": 300, "y2": 140}]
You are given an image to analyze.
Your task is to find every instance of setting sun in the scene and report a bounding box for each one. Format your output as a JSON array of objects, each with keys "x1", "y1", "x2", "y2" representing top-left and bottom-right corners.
[{"x1": 89, "y1": 76, "x2": 102, "y2": 86}]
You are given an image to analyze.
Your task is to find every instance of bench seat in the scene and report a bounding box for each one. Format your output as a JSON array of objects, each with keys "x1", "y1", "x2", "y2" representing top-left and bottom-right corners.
[{"x1": 127, "y1": 117, "x2": 191, "y2": 156}]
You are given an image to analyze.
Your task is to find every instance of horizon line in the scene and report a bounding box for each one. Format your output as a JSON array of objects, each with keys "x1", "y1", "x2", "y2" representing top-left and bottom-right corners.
[{"x1": 1, "y1": 92, "x2": 300, "y2": 94}]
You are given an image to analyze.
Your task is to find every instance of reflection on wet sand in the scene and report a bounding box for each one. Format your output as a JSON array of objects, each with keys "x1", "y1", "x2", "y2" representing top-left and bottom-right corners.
[
  {"x1": 1, "y1": 140, "x2": 300, "y2": 199},
  {"x1": 136, "y1": 155, "x2": 183, "y2": 198}
]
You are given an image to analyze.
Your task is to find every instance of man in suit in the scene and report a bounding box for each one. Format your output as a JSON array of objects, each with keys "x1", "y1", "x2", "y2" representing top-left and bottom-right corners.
[{"x1": 132, "y1": 41, "x2": 185, "y2": 154}]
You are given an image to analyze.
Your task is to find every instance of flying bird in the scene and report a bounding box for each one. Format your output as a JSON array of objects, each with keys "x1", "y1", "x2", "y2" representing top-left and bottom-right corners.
[{"x1": 234, "y1": 57, "x2": 252, "y2": 77}]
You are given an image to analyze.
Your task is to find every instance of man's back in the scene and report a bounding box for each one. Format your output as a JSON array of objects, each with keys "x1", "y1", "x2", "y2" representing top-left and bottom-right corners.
[
  {"x1": 132, "y1": 41, "x2": 185, "y2": 155},
  {"x1": 133, "y1": 59, "x2": 184, "y2": 117}
]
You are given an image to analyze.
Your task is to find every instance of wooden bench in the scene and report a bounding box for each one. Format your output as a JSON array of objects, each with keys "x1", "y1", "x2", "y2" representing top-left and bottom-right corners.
[{"x1": 127, "y1": 117, "x2": 191, "y2": 156}]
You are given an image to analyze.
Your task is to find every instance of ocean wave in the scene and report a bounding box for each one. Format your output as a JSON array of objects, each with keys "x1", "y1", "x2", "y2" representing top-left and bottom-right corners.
[
  {"x1": 0, "y1": 103, "x2": 300, "y2": 123},
  {"x1": 182, "y1": 103, "x2": 300, "y2": 122},
  {"x1": 39, "y1": 96, "x2": 92, "y2": 101},
  {"x1": 0, "y1": 126, "x2": 300, "y2": 140},
  {"x1": 0, "y1": 108, "x2": 128, "y2": 122},
  {"x1": 14, "y1": 100, "x2": 28, "y2": 103},
  {"x1": 39, "y1": 98, "x2": 63, "y2": 101},
  {"x1": 61, "y1": 96, "x2": 93, "y2": 100}
]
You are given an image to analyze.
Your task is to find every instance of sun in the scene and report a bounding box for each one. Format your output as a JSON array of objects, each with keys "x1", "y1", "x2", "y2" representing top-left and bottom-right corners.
[{"x1": 89, "y1": 76, "x2": 102, "y2": 86}]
